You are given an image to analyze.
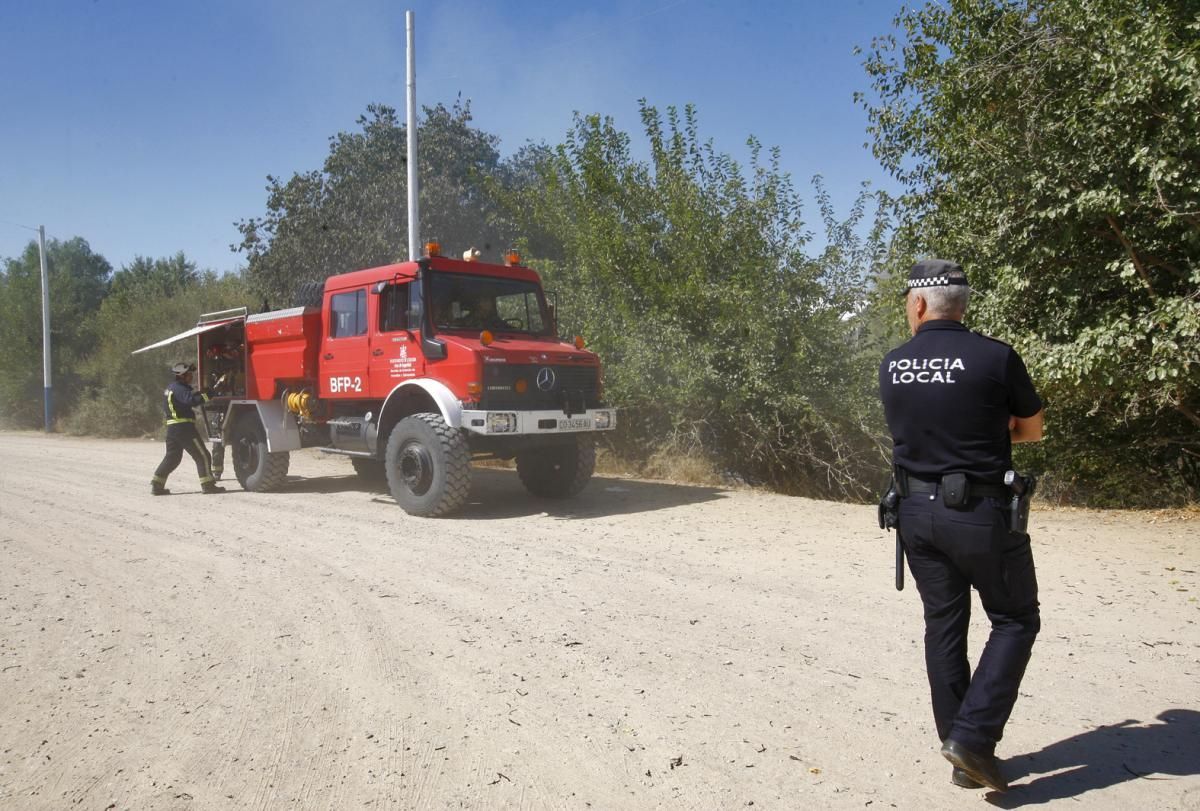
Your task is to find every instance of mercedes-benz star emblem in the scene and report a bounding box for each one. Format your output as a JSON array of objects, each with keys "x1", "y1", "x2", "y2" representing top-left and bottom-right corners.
[{"x1": 535, "y1": 367, "x2": 556, "y2": 392}]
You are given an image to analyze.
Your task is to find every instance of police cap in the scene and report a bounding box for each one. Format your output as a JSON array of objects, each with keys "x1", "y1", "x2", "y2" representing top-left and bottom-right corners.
[
  {"x1": 171, "y1": 361, "x2": 196, "y2": 376},
  {"x1": 904, "y1": 259, "x2": 969, "y2": 295}
]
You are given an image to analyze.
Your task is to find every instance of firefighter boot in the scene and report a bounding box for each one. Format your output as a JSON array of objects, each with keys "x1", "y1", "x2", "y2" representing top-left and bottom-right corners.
[
  {"x1": 201, "y1": 482, "x2": 226, "y2": 495},
  {"x1": 151, "y1": 480, "x2": 170, "y2": 496}
]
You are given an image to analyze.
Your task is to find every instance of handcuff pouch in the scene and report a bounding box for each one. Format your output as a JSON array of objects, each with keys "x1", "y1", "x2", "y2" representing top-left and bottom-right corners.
[{"x1": 941, "y1": 472, "x2": 970, "y2": 507}]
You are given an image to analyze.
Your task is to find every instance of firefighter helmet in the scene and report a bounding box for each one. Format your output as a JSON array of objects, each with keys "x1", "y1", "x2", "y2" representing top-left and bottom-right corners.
[{"x1": 171, "y1": 361, "x2": 196, "y2": 376}]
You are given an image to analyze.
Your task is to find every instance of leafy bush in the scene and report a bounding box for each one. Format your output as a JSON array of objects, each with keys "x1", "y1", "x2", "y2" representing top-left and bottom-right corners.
[
  {"x1": 505, "y1": 104, "x2": 892, "y2": 499},
  {"x1": 0, "y1": 238, "x2": 111, "y2": 428},
  {"x1": 62, "y1": 259, "x2": 248, "y2": 437},
  {"x1": 859, "y1": 0, "x2": 1200, "y2": 504}
]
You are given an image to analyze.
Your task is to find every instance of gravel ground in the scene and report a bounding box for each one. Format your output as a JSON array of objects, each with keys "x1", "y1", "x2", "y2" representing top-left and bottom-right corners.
[{"x1": 1, "y1": 432, "x2": 1197, "y2": 810}]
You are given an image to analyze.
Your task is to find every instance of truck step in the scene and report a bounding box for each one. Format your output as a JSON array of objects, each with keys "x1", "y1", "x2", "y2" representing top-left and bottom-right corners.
[{"x1": 316, "y1": 447, "x2": 376, "y2": 458}]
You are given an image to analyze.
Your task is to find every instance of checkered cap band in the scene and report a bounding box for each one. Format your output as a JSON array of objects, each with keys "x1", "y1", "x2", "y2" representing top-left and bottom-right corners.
[{"x1": 906, "y1": 275, "x2": 968, "y2": 289}]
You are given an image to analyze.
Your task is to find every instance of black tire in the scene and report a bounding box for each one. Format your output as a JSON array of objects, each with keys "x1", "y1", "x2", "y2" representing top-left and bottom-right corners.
[
  {"x1": 384, "y1": 413, "x2": 470, "y2": 517},
  {"x1": 230, "y1": 414, "x2": 290, "y2": 492},
  {"x1": 293, "y1": 280, "x2": 325, "y2": 308},
  {"x1": 350, "y1": 457, "x2": 387, "y2": 482},
  {"x1": 516, "y1": 434, "x2": 596, "y2": 499}
]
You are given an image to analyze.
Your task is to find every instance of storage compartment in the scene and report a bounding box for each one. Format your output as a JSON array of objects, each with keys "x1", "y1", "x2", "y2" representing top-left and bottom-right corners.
[
  {"x1": 198, "y1": 321, "x2": 247, "y2": 398},
  {"x1": 244, "y1": 307, "x2": 322, "y2": 399}
]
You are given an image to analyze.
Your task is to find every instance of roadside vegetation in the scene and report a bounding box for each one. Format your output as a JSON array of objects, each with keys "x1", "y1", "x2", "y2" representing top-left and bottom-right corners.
[{"x1": 1, "y1": 0, "x2": 1195, "y2": 506}]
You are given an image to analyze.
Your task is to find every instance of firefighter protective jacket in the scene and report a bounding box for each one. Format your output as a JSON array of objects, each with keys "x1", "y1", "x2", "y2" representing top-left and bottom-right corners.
[{"x1": 162, "y1": 380, "x2": 210, "y2": 425}]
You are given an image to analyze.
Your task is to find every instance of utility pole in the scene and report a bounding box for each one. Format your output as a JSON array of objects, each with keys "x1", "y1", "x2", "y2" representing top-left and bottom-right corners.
[
  {"x1": 38, "y1": 225, "x2": 52, "y2": 432},
  {"x1": 406, "y1": 9, "x2": 420, "y2": 261}
]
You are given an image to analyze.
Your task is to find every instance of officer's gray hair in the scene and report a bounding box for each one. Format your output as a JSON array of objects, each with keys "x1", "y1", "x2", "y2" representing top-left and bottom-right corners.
[{"x1": 918, "y1": 269, "x2": 970, "y2": 317}]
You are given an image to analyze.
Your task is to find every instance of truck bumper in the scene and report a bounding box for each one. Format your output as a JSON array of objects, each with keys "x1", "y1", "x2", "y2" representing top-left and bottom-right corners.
[{"x1": 459, "y1": 408, "x2": 616, "y2": 436}]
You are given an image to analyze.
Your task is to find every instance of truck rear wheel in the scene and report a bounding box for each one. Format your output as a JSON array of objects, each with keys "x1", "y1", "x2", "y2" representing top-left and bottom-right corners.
[
  {"x1": 230, "y1": 414, "x2": 290, "y2": 492},
  {"x1": 516, "y1": 434, "x2": 596, "y2": 499},
  {"x1": 384, "y1": 413, "x2": 470, "y2": 517}
]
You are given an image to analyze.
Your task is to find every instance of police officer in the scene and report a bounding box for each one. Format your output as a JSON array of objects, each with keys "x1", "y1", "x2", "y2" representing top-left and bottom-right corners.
[
  {"x1": 879, "y1": 259, "x2": 1044, "y2": 793},
  {"x1": 151, "y1": 362, "x2": 226, "y2": 495}
]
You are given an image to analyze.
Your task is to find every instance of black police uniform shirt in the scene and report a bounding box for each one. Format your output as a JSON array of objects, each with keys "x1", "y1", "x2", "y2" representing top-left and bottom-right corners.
[{"x1": 880, "y1": 320, "x2": 1042, "y2": 483}]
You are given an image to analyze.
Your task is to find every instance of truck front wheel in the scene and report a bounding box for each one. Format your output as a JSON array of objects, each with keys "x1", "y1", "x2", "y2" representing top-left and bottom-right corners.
[
  {"x1": 230, "y1": 414, "x2": 290, "y2": 492},
  {"x1": 516, "y1": 434, "x2": 596, "y2": 499},
  {"x1": 384, "y1": 413, "x2": 470, "y2": 517}
]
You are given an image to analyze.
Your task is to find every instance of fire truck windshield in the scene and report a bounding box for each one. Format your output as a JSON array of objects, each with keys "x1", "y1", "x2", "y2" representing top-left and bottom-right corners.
[{"x1": 431, "y1": 273, "x2": 549, "y2": 335}]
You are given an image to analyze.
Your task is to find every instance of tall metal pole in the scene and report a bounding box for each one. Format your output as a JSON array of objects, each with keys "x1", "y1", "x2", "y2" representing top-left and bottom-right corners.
[
  {"x1": 406, "y1": 10, "x2": 420, "y2": 261},
  {"x1": 37, "y1": 225, "x2": 52, "y2": 432}
]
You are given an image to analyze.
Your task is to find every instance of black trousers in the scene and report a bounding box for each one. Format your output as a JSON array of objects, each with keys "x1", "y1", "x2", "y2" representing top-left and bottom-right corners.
[
  {"x1": 898, "y1": 490, "x2": 1040, "y2": 756},
  {"x1": 152, "y1": 423, "x2": 215, "y2": 485}
]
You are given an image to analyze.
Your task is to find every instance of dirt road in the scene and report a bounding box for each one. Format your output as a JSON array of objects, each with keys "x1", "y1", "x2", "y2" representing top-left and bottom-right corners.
[{"x1": 0, "y1": 432, "x2": 1197, "y2": 810}]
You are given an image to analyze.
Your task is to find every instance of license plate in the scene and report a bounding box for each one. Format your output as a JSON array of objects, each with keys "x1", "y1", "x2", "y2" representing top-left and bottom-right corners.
[{"x1": 558, "y1": 417, "x2": 592, "y2": 430}]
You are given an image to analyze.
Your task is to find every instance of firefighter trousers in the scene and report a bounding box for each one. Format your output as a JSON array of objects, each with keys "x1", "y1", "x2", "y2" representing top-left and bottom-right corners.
[{"x1": 152, "y1": 423, "x2": 216, "y2": 486}]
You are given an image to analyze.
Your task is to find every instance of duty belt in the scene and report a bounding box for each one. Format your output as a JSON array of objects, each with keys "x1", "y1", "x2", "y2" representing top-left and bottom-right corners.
[{"x1": 904, "y1": 477, "x2": 1010, "y2": 499}]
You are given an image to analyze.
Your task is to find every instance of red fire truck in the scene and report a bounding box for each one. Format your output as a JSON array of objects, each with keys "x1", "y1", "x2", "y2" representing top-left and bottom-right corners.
[{"x1": 136, "y1": 247, "x2": 615, "y2": 516}]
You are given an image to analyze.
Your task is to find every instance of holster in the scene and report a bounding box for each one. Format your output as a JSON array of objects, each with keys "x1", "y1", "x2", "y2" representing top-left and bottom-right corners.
[
  {"x1": 1008, "y1": 474, "x2": 1037, "y2": 534},
  {"x1": 878, "y1": 478, "x2": 900, "y2": 531}
]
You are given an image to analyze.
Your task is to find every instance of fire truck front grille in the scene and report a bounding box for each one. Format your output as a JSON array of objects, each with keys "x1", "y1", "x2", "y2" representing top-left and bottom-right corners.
[{"x1": 480, "y1": 364, "x2": 601, "y2": 412}]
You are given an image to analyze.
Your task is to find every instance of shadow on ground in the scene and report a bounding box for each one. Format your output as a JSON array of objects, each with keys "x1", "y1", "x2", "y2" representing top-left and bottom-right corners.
[
  {"x1": 990, "y1": 709, "x2": 1200, "y2": 807},
  {"x1": 270, "y1": 466, "x2": 729, "y2": 519},
  {"x1": 276, "y1": 474, "x2": 389, "y2": 495},
  {"x1": 457, "y1": 468, "x2": 729, "y2": 519}
]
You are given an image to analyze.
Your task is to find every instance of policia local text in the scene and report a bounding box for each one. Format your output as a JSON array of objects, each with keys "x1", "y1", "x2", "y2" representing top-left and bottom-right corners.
[{"x1": 886, "y1": 357, "x2": 966, "y2": 385}]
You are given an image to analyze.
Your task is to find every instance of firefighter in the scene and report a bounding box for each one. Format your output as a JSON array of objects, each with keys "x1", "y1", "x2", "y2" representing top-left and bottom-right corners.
[
  {"x1": 462, "y1": 295, "x2": 505, "y2": 330},
  {"x1": 151, "y1": 362, "x2": 226, "y2": 495}
]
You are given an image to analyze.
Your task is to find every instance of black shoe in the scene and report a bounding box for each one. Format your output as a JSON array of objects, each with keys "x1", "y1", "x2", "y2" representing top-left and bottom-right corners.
[
  {"x1": 951, "y1": 766, "x2": 984, "y2": 789},
  {"x1": 941, "y1": 739, "x2": 1008, "y2": 793},
  {"x1": 201, "y1": 483, "x2": 226, "y2": 494},
  {"x1": 151, "y1": 483, "x2": 170, "y2": 496}
]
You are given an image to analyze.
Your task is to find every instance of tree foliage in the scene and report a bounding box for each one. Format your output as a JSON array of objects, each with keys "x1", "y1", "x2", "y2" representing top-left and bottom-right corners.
[
  {"x1": 0, "y1": 238, "x2": 111, "y2": 428},
  {"x1": 64, "y1": 256, "x2": 249, "y2": 437},
  {"x1": 503, "y1": 103, "x2": 890, "y2": 497},
  {"x1": 235, "y1": 101, "x2": 534, "y2": 303},
  {"x1": 859, "y1": 0, "x2": 1200, "y2": 503}
]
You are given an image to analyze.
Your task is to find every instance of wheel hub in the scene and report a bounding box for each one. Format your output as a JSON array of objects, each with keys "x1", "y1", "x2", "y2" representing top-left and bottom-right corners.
[
  {"x1": 398, "y1": 442, "x2": 434, "y2": 496},
  {"x1": 234, "y1": 435, "x2": 259, "y2": 472}
]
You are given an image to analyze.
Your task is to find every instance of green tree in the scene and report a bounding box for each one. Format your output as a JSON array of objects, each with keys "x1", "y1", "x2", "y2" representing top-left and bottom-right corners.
[
  {"x1": 109, "y1": 252, "x2": 198, "y2": 299},
  {"x1": 235, "y1": 100, "x2": 532, "y2": 303},
  {"x1": 65, "y1": 256, "x2": 249, "y2": 437},
  {"x1": 859, "y1": 0, "x2": 1200, "y2": 503},
  {"x1": 0, "y1": 237, "x2": 111, "y2": 428},
  {"x1": 504, "y1": 103, "x2": 889, "y2": 497}
]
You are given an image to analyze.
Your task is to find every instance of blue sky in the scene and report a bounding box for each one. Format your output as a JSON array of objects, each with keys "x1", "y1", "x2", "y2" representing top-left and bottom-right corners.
[{"x1": 0, "y1": 0, "x2": 905, "y2": 275}]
